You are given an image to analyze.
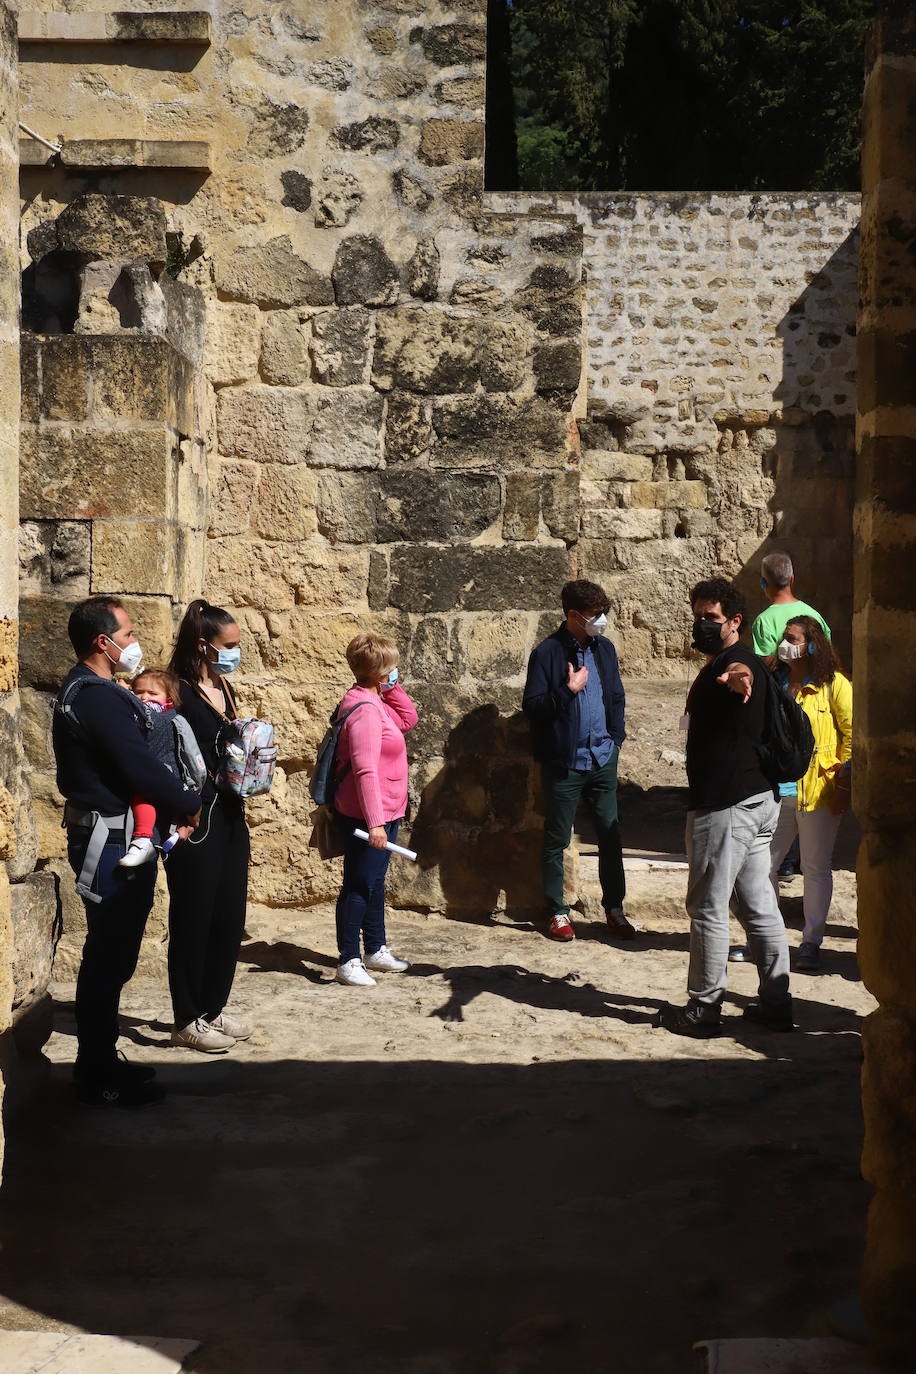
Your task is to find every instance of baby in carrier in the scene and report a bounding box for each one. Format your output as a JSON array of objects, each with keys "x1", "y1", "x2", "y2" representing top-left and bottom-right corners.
[{"x1": 119, "y1": 667, "x2": 206, "y2": 868}]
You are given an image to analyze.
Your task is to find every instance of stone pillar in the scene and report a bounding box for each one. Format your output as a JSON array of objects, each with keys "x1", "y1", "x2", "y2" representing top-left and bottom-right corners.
[
  {"x1": 856, "y1": 12, "x2": 916, "y2": 1361},
  {"x1": 0, "y1": 0, "x2": 19, "y2": 1175}
]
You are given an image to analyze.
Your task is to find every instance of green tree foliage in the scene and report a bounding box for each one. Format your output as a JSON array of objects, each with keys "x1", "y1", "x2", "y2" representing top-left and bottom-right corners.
[{"x1": 493, "y1": 0, "x2": 873, "y2": 192}]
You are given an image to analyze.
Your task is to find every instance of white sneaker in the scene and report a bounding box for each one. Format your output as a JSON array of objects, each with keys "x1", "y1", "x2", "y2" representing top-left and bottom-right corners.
[
  {"x1": 335, "y1": 958, "x2": 377, "y2": 987},
  {"x1": 364, "y1": 945, "x2": 410, "y2": 973},
  {"x1": 170, "y1": 1018, "x2": 236, "y2": 1053},
  {"x1": 118, "y1": 837, "x2": 156, "y2": 868},
  {"x1": 208, "y1": 1011, "x2": 252, "y2": 1040}
]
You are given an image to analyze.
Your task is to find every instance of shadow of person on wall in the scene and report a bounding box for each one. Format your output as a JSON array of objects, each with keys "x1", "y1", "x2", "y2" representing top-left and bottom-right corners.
[{"x1": 402, "y1": 702, "x2": 549, "y2": 926}]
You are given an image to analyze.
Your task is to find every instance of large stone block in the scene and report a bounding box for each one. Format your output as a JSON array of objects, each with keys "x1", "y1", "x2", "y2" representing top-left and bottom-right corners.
[
  {"x1": 254, "y1": 465, "x2": 318, "y2": 542},
  {"x1": 91, "y1": 519, "x2": 177, "y2": 596},
  {"x1": 581, "y1": 508, "x2": 664, "y2": 540},
  {"x1": 389, "y1": 545, "x2": 570, "y2": 613},
  {"x1": 37, "y1": 336, "x2": 89, "y2": 420},
  {"x1": 217, "y1": 237, "x2": 334, "y2": 308},
  {"x1": 209, "y1": 462, "x2": 259, "y2": 537},
  {"x1": 629, "y1": 480, "x2": 707, "y2": 509},
  {"x1": 377, "y1": 472, "x2": 500, "y2": 542},
  {"x1": 503, "y1": 472, "x2": 540, "y2": 541},
  {"x1": 217, "y1": 385, "x2": 312, "y2": 464},
  {"x1": 330, "y1": 117, "x2": 400, "y2": 153},
  {"x1": 431, "y1": 394, "x2": 570, "y2": 468},
  {"x1": 418, "y1": 23, "x2": 487, "y2": 65},
  {"x1": 311, "y1": 308, "x2": 371, "y2": 386},
  {"x1": 418, "y1": 119, "x2": 485, "y2": 166},
  {"x1": 373, "y1": 309, "x2": 477, "y2": 393},
  {"x1": 10, "y1": 872, "x2": 58, "y2": 1022},
  {"x1": 204, "y1": 303, "x2": 261, "y2": 387},
  {"x1": 90, "y1": 337, "x2": 178, "y2": 423},
  {"x1": 385, "y1": 393, "x2": 432, "y2": 464},
  {"x1": 332, "y1": 236, "x2": 399, "y2": 307},
  {"x1": 259, "y1": 310, "x2": 309, "y2": 386},
  {"x1": 309, "y1": 389, "x2": 384, "y2": 469},
  {"x1": 317, "y1": 473, "x2": 379, "y2": 545},
  {"x1": 20, "y1": 427, "x2": 175, "y2": 521},
  {"x1": 53, "y1": 193, "x2": 168, "y2": 264},
  {"x1": 542, "y1": 470, "x2": 580, "y2": 544}
]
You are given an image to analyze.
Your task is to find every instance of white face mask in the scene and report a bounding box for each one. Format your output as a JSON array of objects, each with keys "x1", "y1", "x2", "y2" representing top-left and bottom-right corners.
[
  {"x1": 102, "y1": 636, "x2": 144, "y2": 674},
  {"x1": 777, "y1": 640, "x2": 804, "y2": 663},
  {"x1": 584, "y1": 613, "x2": 608, "y2": 638}
]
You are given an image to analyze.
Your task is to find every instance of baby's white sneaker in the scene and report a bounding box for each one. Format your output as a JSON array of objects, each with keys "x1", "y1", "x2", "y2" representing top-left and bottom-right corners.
[{"x1": 118, "y1": 837, "x2": 156, "y2": 868}]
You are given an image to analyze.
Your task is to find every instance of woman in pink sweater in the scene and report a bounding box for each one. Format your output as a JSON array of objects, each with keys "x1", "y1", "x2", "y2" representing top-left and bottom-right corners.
[{"x1": 332, "y1": 633, "x2": 418, "y2": 986}]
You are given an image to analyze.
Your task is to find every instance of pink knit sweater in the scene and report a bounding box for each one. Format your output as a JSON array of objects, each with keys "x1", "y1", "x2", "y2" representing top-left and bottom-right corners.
[{"x1": 333, "y1": 683, "x2": 418, "y2": 828}]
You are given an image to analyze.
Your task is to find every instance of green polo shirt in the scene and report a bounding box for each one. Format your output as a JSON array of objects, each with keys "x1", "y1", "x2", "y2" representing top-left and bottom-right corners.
[{"x1": 751, "y1": 599, "x2": 831, "y2": 656}]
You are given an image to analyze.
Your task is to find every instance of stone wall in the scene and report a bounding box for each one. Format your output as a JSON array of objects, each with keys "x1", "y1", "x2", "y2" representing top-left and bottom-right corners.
[
  {"x1": 18, "y1": 193, "x2": 208, "y2": 971},
  {"x1": 856, "y1": 12, "x2": 916, "y2": 1361},
  {"x1": 15, "y1": 1, "x2": 861, "y2": 929},
  {"x1": 0, "y1": 0, "x2": 20, "y2": 1171},
  {"x1": 17, "y1": 0, "x2": 586, "y2": 923},
  {"x1": 494, "y1": 192, "x2": 860, "y2": 673}
]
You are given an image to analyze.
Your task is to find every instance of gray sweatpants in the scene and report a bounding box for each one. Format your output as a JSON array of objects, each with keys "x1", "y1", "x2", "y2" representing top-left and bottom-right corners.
[{"x1": 685, "y1": 790, "x2": 790, "y2": 1008}]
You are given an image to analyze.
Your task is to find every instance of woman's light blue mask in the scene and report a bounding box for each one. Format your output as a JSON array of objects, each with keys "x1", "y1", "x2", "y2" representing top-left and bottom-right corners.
[{"x1": 209, "y1": 644, "x2": 241, "y2": 675}]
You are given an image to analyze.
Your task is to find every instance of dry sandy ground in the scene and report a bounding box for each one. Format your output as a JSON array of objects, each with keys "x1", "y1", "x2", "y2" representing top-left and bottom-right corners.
[{"x1": 0, "y1": 863, "x2": 874, "y2": 1374}]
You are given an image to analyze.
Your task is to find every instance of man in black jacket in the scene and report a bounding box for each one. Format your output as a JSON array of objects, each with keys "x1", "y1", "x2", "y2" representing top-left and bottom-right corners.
[
  {"x1": 657, "y1": 578, "x2": 792, "y2": 1038},
  {"x1": 53, "y1": 596, "x2": 201, "y2": 1106},
  {"x1": 522, "y1": 579, "x2": 633, "y2": 941}
]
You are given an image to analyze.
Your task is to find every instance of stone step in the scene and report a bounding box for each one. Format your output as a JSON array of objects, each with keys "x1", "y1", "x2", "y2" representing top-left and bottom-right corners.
[
  {"x1": 20, "y1": 138, "x2": 210, "y2": 170},
  {"x1": 18, "y1": 11, "x2": 210, "y2": 44},
  {"x1": 0, "y1": 1331, "x2": 199, "y2": 1373}
]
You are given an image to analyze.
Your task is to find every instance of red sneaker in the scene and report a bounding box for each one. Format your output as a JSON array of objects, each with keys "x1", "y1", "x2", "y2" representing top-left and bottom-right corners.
[{"x1": 547, "y1": 913, "x2": 575, "y2": 941}]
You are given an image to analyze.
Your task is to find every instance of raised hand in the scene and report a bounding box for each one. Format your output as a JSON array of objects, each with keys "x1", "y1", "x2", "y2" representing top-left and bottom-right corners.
[
  {"x1": 716, "y1": 662, "x2": 754, "y2": 703},
  {"x1": 567, "y1": 661, "x2": 589, "y2": 693}
]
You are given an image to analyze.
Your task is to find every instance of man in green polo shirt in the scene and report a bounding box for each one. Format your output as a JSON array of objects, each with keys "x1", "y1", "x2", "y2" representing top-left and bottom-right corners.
[{"x1": 751, "y1": 551, "x2": 830, "y2": 656}]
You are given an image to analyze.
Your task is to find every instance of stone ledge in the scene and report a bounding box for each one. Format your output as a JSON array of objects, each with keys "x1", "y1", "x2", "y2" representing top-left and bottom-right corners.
[
  {"x1": 20, "y1": 138, "x2": 211, "y2": 170},
  {"x1": 18, "y1": 10, "x2": 211, "y2": 44}
]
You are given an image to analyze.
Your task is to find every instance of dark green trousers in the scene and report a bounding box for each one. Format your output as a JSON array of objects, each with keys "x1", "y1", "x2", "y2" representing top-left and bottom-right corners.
[{"x1": 541, "y1": 753, "x2": 625, "y2": 915}]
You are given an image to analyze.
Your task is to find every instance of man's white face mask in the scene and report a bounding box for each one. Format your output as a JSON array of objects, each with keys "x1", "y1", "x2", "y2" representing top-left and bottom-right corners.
[
  {"x1": 584, "y1": 613, "x2": 608, "y2": 637},
  {"x1": 102, "y1": 636, "x2": 144, "y2": 674}
]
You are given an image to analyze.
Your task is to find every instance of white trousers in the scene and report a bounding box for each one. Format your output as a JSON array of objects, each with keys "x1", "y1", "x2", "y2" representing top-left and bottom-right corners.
[{"x1": 770, "y1": 796, "x2": 842, "y2": 946}]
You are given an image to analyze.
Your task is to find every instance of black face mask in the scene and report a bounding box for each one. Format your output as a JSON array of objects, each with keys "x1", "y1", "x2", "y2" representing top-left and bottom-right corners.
[{"x1": 692, "y1": 619, "x2": 725, "y2": 655}]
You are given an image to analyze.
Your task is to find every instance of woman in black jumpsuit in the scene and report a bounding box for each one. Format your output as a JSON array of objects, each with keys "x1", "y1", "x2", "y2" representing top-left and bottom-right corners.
[{"x1": 166, "y1": 599, "x2": 251, "y2": 1052}]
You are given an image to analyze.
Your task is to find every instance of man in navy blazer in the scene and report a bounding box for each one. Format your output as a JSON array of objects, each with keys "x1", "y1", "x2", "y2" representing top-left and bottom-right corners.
[{"x1": 522, "y1": 579, "x2": 634, "y2": 941}]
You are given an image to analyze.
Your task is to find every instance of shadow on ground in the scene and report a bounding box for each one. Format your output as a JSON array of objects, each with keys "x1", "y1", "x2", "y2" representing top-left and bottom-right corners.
[{"x1": 0, "y1": 1034, "x2": 867, "y2": 1374}]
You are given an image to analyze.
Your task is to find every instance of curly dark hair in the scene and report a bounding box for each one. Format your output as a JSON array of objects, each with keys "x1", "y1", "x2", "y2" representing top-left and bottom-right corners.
[
  {"x1": 689, "y1": 577, "x2": 747, "y2": 628},
  {"x1": 784, "y1": 616, "x2": 840, "y2": 689},
  {"x1": 561, "y1": 579, "x2": 610, "y2": 615}
]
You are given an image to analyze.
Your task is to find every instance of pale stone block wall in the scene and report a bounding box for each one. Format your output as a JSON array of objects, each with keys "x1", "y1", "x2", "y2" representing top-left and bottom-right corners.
[
  {"x1": 0, "y1": 0, "x2": 19, "y2": 1174},
  {"x1": 856, "y1": 13, "x2": 916, "y2": 1361},
  {"x1": 494, "y1": 191, "x2": 860, "y2": 673}
]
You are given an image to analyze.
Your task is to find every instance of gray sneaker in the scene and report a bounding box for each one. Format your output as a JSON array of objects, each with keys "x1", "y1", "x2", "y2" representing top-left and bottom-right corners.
[
  {"x1": 171, "y1": 1018, "x2": 236, "y2": 1053},
  {"x1": 796, "y1": 941, "x2": 821, "y2": 972},
  {"x1": 208, "y1": 1011, "x2": 252, "y2": 1040}
]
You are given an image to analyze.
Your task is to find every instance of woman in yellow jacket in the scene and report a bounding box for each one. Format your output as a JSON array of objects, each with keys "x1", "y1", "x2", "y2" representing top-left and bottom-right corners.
[{"x1": 769, "y1": 616, "x2": 852, "y2": 972}]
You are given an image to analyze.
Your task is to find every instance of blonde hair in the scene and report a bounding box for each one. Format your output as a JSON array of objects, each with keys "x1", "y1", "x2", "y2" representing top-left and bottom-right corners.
[{"x1": 346, "y1": 633, "x2": 398, "y2": 684}]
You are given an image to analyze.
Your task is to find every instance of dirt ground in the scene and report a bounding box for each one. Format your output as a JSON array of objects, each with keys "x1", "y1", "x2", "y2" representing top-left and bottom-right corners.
[{"x1": 0, "y1": 856, "x2": 873, "y2": 1374}]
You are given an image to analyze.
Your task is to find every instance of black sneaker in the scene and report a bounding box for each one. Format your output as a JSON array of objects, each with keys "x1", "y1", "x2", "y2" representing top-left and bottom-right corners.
[
  {"x1": 75, "y1": 1070, "x2": 165, "y2": 1109},
  {"x1": 742, "y1": 1000, "x2": 795, "y2": 1032},
  {"x1": 655, "y1": 999, "x2": 722, "y2": 1038},
  {"x1": 73, "y1": 1053, "x2": 157, "y2": 1085}
]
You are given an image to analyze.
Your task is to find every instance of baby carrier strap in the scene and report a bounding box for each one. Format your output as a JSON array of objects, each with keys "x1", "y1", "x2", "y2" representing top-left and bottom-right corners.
[{"x1": 63, "y1": 802, "x2": 135, "y2": 904}]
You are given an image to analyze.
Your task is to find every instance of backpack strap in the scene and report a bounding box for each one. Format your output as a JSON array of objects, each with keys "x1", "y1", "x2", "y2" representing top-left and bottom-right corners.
[
  {"x1": 188, "y1": 678, "x2": 238, "y2": 724},
  {"x1": 56, "y1": 674, "x2": 150, "y2": 741},
  {"x1": 330, "y1": 699, "x2": 372, "y2": 789}
]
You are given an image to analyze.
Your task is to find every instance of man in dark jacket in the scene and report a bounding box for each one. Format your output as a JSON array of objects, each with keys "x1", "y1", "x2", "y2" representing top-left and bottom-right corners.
[
  {"x1": 522, "y1": 579, "x2": 633, "y2": 941},
  {"x1": 53, "y1": 596, "x2": 201, "y2": 1106},
  {"x1": 656, "y1": 577, "x2": 792, "y2": 1038}
]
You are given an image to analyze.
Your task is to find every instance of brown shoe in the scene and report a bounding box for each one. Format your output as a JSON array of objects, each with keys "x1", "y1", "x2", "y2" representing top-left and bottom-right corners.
[
  {"x1": 547, "y1": 912, "x2": 575, "y2": 941},
  {"x1": 606, "y1": 908, "x2": 637, "y2": 940}
]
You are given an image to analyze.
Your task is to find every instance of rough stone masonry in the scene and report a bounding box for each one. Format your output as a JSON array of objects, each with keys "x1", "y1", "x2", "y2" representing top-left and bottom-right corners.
[{"x1": 14, "y1": 3, "x2": 857, "y2": 960}]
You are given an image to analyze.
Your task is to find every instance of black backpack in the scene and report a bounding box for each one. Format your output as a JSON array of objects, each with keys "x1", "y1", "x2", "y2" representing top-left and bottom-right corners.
[
  {"x1": 310, "y1": 701, "x2": 371, "y2": 807},
  {"x1": 757, "y1": 668, "x2": 815, "y2": 785}
]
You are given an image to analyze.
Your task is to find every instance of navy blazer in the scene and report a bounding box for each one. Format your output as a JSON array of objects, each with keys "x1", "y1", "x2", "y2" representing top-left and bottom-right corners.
[{"x1": 522, "y1": 626, "x2": 626, "y2": 767}]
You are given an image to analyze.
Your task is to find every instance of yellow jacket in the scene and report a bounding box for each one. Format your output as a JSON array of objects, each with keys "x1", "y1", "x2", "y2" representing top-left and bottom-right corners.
[{"x1": 788, "y1": 672, "x2": 853, "y2": 812}]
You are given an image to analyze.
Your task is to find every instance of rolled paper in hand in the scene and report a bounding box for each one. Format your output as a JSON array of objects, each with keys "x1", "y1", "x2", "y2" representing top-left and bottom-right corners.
[{"x1": 353, "y1": 828, "x2": 418, "y2": 862}]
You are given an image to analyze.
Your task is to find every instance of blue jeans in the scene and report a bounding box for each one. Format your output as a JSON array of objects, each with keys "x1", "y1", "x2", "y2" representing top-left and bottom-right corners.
[{"x1": 334, "y1": 814, "x2": 399, "y2": 963}]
